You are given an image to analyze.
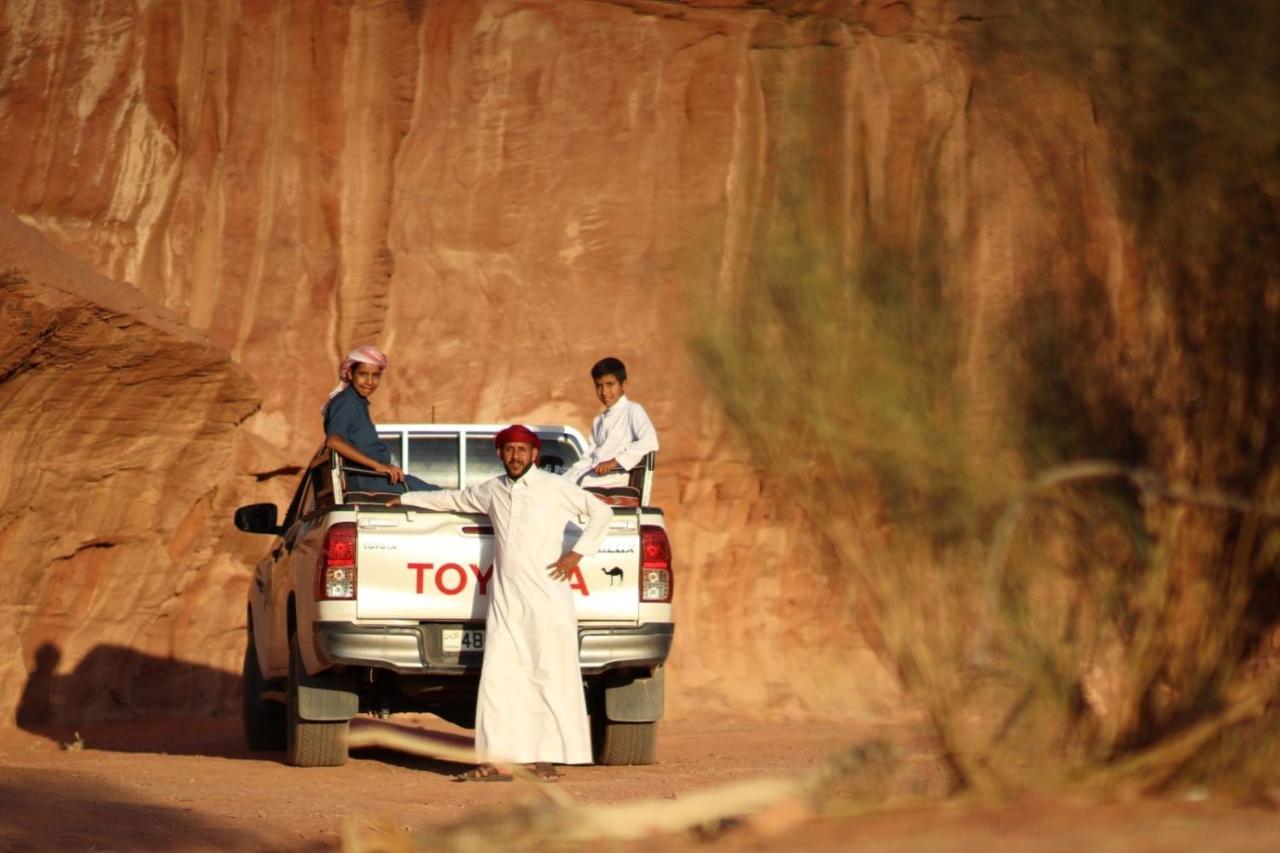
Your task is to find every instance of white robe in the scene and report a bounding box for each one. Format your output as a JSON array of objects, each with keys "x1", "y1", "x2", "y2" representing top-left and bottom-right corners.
[
  {"x1": 402, "y1": 467, "x2": 612, "y2": 764},
  {"x1": 562, "y1": 395, "x2": 660, "y2": 488}
]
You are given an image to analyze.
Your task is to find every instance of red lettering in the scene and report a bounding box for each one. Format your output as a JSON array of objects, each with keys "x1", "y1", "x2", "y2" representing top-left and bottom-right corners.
[
  {"x1": 568, "y1": 565, "x2": 589, "y2": 596},
  {"x1": 470, "y1": 563, "x2": 494, "y2": 596},
  {"x1": 435, "y1": 562, "x2": 467, "y2": 595},
  {"x1": 407, "y1": 562, "x2": 433, "y2": 594}
]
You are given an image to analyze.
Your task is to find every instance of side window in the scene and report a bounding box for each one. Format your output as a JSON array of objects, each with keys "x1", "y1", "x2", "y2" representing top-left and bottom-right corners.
[
  {"x1": 281, "y1": 470, "x2": 313, "y2": 529},
  {"x1": 408, "y1": 434, "x2": 460, "y2": 488},
  {"x1": 293, "y1": 468, "x2": 317, "y2": 519},
  {"x1": 309, "y1": 458, "x2": 334, "y2": 511}
]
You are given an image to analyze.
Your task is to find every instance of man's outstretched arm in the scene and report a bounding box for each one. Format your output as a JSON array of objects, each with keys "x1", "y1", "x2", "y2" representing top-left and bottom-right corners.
[{"x1": 388, "y1": 484, "x2": 489, "y2": 514}]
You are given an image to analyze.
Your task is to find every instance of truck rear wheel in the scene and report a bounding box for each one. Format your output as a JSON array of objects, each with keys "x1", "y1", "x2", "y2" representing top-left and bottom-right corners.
[
  {"x1": 592, "y1": 718, "x2": 657, "y2": 765},
  {"x1": 286, "y1": 634, "x2": 349, "y2": 767},
  {"x1": 242, "y1": 626, "x2": 286, "y2": 751}
]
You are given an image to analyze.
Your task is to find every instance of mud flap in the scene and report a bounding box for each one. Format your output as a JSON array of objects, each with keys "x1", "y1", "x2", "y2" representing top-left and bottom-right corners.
[
  {"x1": 296, "y1": 667, "x2": 358, "y2": 721},
  {"x1": 604, "y1": 665, "x2": 664, "y2": 723}
]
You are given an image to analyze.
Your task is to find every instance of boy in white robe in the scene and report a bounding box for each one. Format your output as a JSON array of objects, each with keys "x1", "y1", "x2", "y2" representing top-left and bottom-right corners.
[
  {"x1": 392, "y1": 424, "x2": 612, "y2": 781},
  {"x1": 561, "y1": 356, "x2": 660, "y2": 489}
]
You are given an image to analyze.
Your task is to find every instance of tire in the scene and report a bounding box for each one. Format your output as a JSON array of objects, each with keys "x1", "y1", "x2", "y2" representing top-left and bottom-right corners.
[
  {"x1": 286, "y1": 634, "x2": 349, "y2": 767},
  {"x1": 592, "y1": 718, "x2": 657, "y2": 766},
  {"x1": 242, "y1": 626, "x2": 286, "y2": 751}
]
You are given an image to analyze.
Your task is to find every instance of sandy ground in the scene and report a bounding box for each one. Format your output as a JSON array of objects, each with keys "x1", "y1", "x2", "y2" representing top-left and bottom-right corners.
[{"x1": 2, "y1": 714, "x2": 1279, "y2": 851}]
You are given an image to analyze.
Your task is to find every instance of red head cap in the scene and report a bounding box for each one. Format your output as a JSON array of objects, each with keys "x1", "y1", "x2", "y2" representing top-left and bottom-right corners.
[{"x1": 493, "y1": 424, "x2": 542, "y2": 450}]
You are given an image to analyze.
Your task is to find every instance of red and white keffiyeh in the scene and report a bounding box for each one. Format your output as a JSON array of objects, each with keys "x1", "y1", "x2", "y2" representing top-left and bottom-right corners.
[{"x1": 322, "y1": 345, "x2": 388, "y2": 412}]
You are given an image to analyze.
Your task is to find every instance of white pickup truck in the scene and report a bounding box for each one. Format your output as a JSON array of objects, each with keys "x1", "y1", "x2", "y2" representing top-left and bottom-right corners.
[{"x1": 233, "y1": 423, "x2": 674, "y2": 767}]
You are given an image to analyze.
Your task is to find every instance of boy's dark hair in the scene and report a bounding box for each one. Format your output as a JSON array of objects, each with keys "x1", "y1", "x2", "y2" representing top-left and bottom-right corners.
[{"x1": 591, "y1": 356, "x2": 627, "y2": 382}]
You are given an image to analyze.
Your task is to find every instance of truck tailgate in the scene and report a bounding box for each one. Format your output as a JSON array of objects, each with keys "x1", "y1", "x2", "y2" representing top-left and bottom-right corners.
[{"x1": 354, "y1": 507, "x2": 642, "y2": 622}]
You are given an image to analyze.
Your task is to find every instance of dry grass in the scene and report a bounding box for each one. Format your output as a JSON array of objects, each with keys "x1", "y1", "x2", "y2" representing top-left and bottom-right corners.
[
  {"x1": 698, "y1": 236, "x2": 1280, "y2": 793},
  {"x1": 693, "y1": 0, "x2": 1280, "y2": 797}
]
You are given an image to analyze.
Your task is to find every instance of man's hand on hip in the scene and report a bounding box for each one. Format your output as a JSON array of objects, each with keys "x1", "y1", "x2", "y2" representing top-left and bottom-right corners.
[{"x1": 548, "y1": 551, "x2": 583, "y2": 581}]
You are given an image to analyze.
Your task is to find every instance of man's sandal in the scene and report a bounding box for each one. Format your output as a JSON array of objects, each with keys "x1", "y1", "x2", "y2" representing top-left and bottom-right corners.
[
  {"x1": 528, "y1": 762, "x2": 561, "y2": 782},
  {"x1": 450, "y1": 763, "x2": 512, "y2": 782}
]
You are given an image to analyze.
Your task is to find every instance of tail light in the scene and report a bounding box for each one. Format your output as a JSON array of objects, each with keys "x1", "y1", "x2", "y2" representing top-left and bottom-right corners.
[
  {"x1": 640, "y1": 525, "x2": 673, "y2": 603},
  {"x1": 316, "y1": 522, "x2": 357, "y2": 600}
]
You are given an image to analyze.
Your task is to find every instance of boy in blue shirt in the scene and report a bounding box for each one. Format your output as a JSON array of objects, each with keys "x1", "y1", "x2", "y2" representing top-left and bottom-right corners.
[{"x1": 322, "y1": 346, "x2": 434, "y2": 494}]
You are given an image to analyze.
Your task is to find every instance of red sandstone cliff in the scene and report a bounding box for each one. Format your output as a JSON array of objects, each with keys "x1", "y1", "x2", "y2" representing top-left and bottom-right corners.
[
  {"x1": 0, "y1": 0, "x2": 1121, "y2": 725},
  {"x1": 0, "y1": 207, "x2": 260, "y2": 722}
]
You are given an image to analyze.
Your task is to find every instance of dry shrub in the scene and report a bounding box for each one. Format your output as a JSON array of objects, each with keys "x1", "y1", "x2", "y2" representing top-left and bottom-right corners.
[
  {"x1": 695, "y1": 0, "x2": 1280, "y2": 796},
  {"x1": 696, "y1": 241, "x2": 1012, "y2": 792},
  {"x1": 342, "y1": 738, "x2": 893, "y2": 852}
]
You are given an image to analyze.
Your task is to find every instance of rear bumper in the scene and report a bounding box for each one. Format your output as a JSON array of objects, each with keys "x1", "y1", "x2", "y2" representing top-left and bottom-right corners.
[
  {"x1": 579, "y1": 623, "x2": 674, "y2": 673},
  {"x1": 312, "y1": 620, "x2": 674, "y2": 676}
]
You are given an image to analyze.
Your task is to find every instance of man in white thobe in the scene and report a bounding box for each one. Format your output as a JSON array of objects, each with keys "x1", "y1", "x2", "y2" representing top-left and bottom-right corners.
[
  {"x1": 561, "y1": 357, "x2": 659, "y2": 489},
  {"x1": 393, "y1": 424, "x2": 612, "y2": 781}
]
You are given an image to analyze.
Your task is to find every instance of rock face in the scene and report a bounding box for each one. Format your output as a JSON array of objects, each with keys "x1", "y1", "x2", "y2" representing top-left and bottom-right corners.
[
  {"x1": 0, "y1": 0, "x2": 1115, "y2": 724},
  {"x1": 0, "y1": 208, "x2": 259, "y2": 724}
]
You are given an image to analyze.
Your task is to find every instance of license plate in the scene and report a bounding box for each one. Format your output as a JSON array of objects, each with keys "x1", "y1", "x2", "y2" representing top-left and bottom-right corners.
[{"x1": 442, "y1": 628, "x2": 485, "y2": 653}]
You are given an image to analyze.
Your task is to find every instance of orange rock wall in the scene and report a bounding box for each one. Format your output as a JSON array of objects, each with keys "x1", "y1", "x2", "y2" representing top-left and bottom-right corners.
[
  {"x1": 0, "y1": 0, "x2": 1114, "y2": 724},
  {"x1": 0, "y1": 208, "x2": 259, "y2": 723}
]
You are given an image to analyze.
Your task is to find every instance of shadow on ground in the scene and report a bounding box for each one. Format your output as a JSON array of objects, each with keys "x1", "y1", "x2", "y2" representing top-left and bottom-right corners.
[{"x1": 0, "y1": 769, "x2": 295, "y2": 851}]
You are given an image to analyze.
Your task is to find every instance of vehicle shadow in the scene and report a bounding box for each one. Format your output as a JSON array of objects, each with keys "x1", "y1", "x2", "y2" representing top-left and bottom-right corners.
[
  {"x1": 15, "y1": 641, "x2": 245, "y2": 758},
  {"x1": 17, "y1": 642, "x2": 483, "y2": 773}
]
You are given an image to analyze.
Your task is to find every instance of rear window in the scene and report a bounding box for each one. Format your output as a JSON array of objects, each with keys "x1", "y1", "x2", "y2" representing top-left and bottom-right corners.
[
  {"x1": 464, "y1": 436, "x2": 581, "y2": 487},
  {"x1": 407, "y1": 434, "x2": 460, "y2": 489},
  {"x1": 379, "y1": 432, "x2": 402, "y2": 467}
]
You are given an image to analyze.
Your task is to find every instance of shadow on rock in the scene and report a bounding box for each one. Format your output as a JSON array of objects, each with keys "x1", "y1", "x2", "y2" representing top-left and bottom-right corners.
[
  {"x1": 16, "y1": 642, "x2": 245, "y2": 757},
  {"x1": 17, "y1": 643, "x2": 495, "y2": 771}
]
